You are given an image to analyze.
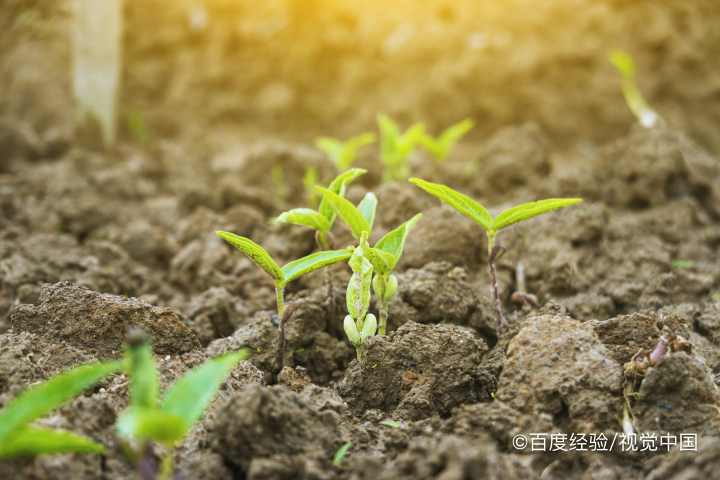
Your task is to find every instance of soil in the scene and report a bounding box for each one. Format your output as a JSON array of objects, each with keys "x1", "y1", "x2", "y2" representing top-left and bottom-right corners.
[{"x1": 2, "y1": 1, "x2": 720, "y2": 479}]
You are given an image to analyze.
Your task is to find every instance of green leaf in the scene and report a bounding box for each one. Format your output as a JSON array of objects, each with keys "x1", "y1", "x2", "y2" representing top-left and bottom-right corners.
[
  {"x1": 116, "y1": 407, "x2": 187, "y2": 445},
  {"x1": 333, "y1": 441, "x2": 352, "y2": 466},
  {"x1": 491, "y1": 199, "x2": 582, "y2": 232},
  {"x1": 0, "y1": 427, "x2": 105, "y2": 458},
  {"x1": 379, "y1": 420, "x2": 401, "y2": 428},
  {"x1": 316, "y1": 187, "x2": 370, "y2": 239},
  {"x1": 127, "y1": 340, "x2": 158, "y2": 410},
  {"x1": 0, "y1": 360, "x2": 121, "y2": 442},
  {"x1": 276, "y1": 208, "x2": 331, "y2": 233},
  {"x1": 162, "y1": 350, "x2": 249, "y2": 429},
  {"x1": 280, "y1": 250, "x2": 352, "y2": 285},
  {"x1": 315, "y1": 137, "x2": 343, "y2": 165},
  {"x1": 374, "y1": 213, "x2": 421, "y2": 264},
  {"x1": 608, "y1": 49, "x2": 636, "y2": 77},
  {"x1": 438, "y1": 118, "x2": 475, "y2": 149},
  {"x1": 365, "y1": 247, "x2": 396, "y2": 275},
  {"x1": 216, "y1": 231, "x2": 284, "y2": 285},
  {"x1": 409, "y1": 179, "x2": 491, "y2": 231},
  {"x1": 357, "y1": 193, "x2": 378, "y2": 231},
  {"x1": 318, "y1": 168, "x2": 366, "y2": 225}
]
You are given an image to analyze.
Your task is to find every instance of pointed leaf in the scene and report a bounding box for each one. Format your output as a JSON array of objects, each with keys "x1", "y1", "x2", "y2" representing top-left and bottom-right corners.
[
  {"x1": 333, "y1": 441, "x2": 352, "y2": 465},
  {"x1": 162, "y1": 350, "x2": 249, "y2": 429},
  {"x1": 410, "y1": 179, "x2": 491, "y2": 231},
  {"x1": 357, "y1": 193, "x2": 378, "y2": 231},
  {"x1": 0, "y1": 427, "x2": 105, "y2": 458},
  {"x1": 316, "y1": 187, "x2": 370, "y2": 239},
  {"x1": 0, "y1": 361, "x2": 121, "y2": 442},
  {"x1": 315, "y1": 137, "x2": 343, "y2": 165},
  {"x1": 116, "y1": 407, "x2": 187, "y2": 445},
  {"x1": 318, "y1": 168, "x2": 366, "y2": 224},
  {"x1": 366, "y1": 247, "x2": 396, "y2": 275},
  {"x1": 375, "y1": 213, "x2": 421, "y2": 264},
  {"x1": 276, "y1": 208, "x2": 331, "y2": 233},
  {"x1": 127, "y1": 339, "x2": 158, "y2": 410},
  {"x1": 439, "y1": 118, "x2": 475, "y2": 149},
  {"x1": 216, "y1": 231, "x2": 284, "y2": 285},
  {"x1": 280, "y1": 250, "x2": 352, "y2": 285},
  {"x1": 491, "y1": 199, "x2": 582, "y2": 232}
]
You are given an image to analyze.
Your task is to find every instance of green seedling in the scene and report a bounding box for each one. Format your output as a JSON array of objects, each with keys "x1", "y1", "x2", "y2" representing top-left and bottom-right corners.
[
  {"x1": 379, "y1": 419, "x2": 402, "y2": 428},
  {"x1": 316, "y1": 186, "x2": 421, "y2": 335},
  {"x1": 271, "y1": 164, "x2": 287, "y2": 205},
  {"x1": 117, "y1": 330, "x2": 248, "y2": 480},
  {"x1": 418, "y1": 118, "x2": 475, "y2": 164},
  {"x1": 316, "y1": 133, "x2": 376, "y2": 170},
  {"x1": 277, "y1": 168, "x2": 366, "y2": 338},
  {"x1": 671, "y1": 260, "x2": 694, "y2": 269},
  {"x1": 302, "y1": 167, "x2": 321, "y2": 209},
  {"x1": 216, "y1": 230, "x2": 351, "y2": 366},
  {"x1": 333, "y1": 441, "x2": 352, "y2": 466},
  {"x1": 0, "y1": 360, "x2": 121, "y2": 458},
  {"x1": 410, "y1": 178, "x2": 580, "y2": 336},
  {"x1": 377, "y1": 113, "x2": 426, "y2": 183},
  {"x1": 608, "y1": 49, "x2": 660, "y2": 128},
  {"x1": 343, "y1": 232, "x2": 377, "y2": 360}
]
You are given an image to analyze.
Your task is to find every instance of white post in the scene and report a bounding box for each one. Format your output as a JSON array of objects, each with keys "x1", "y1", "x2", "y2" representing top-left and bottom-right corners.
[{"x1": 72, "y1": 0, "x2": 122, "y2": 149}]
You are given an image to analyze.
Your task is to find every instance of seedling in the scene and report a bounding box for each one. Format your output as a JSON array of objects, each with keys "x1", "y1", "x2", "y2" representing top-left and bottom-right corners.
[
  {"x1": 302, "y1": 167, "x2": 321, "y2": 209},
  {"x1": 0, "y1": 360, "x2": 121, "y2": 458},
  {"x1": 410, "y1": 178, "x2": 580, "y2": 336},
  {"x1": 509, "y1": 261, "x2": 538, "y2": 307},
  {"x1": 377, "y1": 113, "x2": 425, "y2": 183},
  {"x1": 379, "y1": 419, "x2": 402, "y2": 428},
  {"x1": 271, "y1": 164, "x2": 287, "y2": 205},
  {"x1": 343, "y1": 232, "x2": 377, "y2": 360},
  {"x1": 277, "y1": 168, "x2": 366, "y2": 337},
  {"x1": 418, "y1": 118, "x2": 475, "y2": 164},
  {"x1": 216, "y1": 230, "x2": 351, "y2": 366},
  {"x1": 316, "y1": 186, "x2": 421, "y2": 335},
  {"x1": 117, "y1": 330, "x2": 249, "y2": 480},
  {"x1": 316, "y1": 133, "x2": 376, "y2": 170},
  {"x1": 608, "y1": 49, "x2": 660, "y2": 128},
  {"x1": 333, "y1": 441, "x2": 352, "y2": 466},
  {"x1": 671, "y1": 260, "x2": 694, "y2": 269}
]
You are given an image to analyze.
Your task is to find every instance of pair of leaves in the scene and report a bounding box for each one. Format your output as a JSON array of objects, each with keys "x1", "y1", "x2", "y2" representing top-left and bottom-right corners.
[
  {"x1": 377, "y1": 114, "x2": 425, "y2": 182},
  {"x1": 0, "y1": 360, "x2": 121, "y2": 458},
  {"x1": 410, "y1": 178, "x2": 581, "y2": 236},
  {"x1": 315, "y1": 188, "x2": 376, "y2": 240},
  {"x1": 316, "y1": 133, "x2": 376, "y2": 170},
  {"x1": 216, "y1": 231, "x2": 351, "y2": 288},
  {"x1": 119, "y1": 338, "x2": 249, "y2": 446},
  {"x1": 278, "y1": 168, "x2": 366, "y2": 234},
  {"x1": 418, "y1": 118, "x2": 475, "y2": 162}
]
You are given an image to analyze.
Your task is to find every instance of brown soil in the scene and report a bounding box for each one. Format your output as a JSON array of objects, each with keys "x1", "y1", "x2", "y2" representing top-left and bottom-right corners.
[{"x1": 2, "y1": 1, "x2": 720, "y2": 479}]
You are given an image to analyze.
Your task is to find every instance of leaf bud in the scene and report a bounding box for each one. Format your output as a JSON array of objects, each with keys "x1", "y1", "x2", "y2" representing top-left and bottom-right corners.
[
  {"x1": 361, "y1": 314, "x2": 377, "y2": 342},
  {"x1": 384, "y1": 275, "x2": 398, "y2": 302},
  {"x1": 344, "y1": 315, "x2": 360, "y2": 345}
]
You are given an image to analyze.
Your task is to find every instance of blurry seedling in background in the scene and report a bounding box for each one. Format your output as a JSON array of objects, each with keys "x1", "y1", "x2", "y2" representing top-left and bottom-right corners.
[
  {"x1": 126, "y1": 109, "x2": 152, "y2": 145},
  {"x1": 316, "y1": 133, "x2": 376, "y2": 170},
  {"x1": 410, "y1": 178, "x2": 580, "y2": 336},
  {"x1": 333, "y1": 441, "x2": 352, "y2": 466},
  {"x1": 608, "y1": 49, "x2": 661, "y2": 128},
  {"x1": 621, "y1": 327, "x2": 692, "y2": 438},
  {"x1": 342, "y1": 232, "x2": 377, "y2": 361},
  {"x1": 316, "y1": 186, "x2": 420, "y2": 335},
  {"x1": 271, "y1": 164, "x2": 287, "y2": 205},
  {"x1": 418, "y1": 117, "x2": 475, "y2": 165},
  {"x1": 509, "y1": 261, "x2": 538, "y2": 307},
  {"x1": 118, "y1": 330, "x2": 249, "y2": 480},
  {"x1": 0, "y1": 360, "x2": 121, "y2": 458},
  {"x1": 216, "y1": 231, "x2": 351, "y2": 366},
  {"x1": 302, "y1": 167, "x2": 321, "y2": 209},
  {"x1": 377, "y1": 113, "x2": 425, "y2": 183},
  {"x1": 277, "y1": 168, "x2": 366, "y2": 338}
]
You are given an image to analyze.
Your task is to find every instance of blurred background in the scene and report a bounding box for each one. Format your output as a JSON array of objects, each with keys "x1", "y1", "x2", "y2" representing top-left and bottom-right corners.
[{"x1": 1, "y1": 0, "x2": 719, "y2": 155}]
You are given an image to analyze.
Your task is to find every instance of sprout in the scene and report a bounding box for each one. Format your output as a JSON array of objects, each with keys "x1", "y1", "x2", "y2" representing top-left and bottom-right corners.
[
  {"x1": 377, "y1": 113, "x2": 425, "y2": 183},
  {"x1": 608, "y1": 49, "x2": 660, "y2": 128},
  {"x1": 410, "y1": 178, "x2": 581, "y2": 336},
  {"x1": 316, "y1": 186, "x2": 421, "y2": 335},
  {"x1": 277, "y1": 168, "x2": 366, "y2": 338},
  {"x1": 0, "y1": 360, "x2": 121, "y2": 458},
  {"x1": 216, "y1": 231, "x2": 351, "y2": 366},
  {"x1": 343, "y1": 232, "x2": 377, "y2": 360},
  {"x1": 316, "y1": 133, "x2": 376, "y2": 170},
  {"x1": 271, "y1": 164, "x2": 287, "y2": 205},
  {"x1": 333, "y1": 441, "x2": 353, "y2": 466},
  {"x1": 302, "y1": 167, "x2": 321, "y2": 209},
  {"x1": 418, "y1": 118, "x2": 475, "y2": 164},
  {"x1": 118, "y1": 331, "x2": 249, "y2": 480}
]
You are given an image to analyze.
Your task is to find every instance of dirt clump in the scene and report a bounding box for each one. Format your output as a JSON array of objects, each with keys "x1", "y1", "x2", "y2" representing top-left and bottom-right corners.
[
  {"x1": 337, "y1": 322, "x2": 495, "y2": 421},
  {"x1": 11, "y1": 282, "x2": 201, "y2": 358},
  {"x1": 277, "y1": 365, "x2": 313, "y2": 393}
]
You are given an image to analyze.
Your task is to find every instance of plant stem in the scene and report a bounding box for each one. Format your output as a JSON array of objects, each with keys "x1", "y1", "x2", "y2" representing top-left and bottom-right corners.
[
  {"x1": 316, "y1": 231, "x2": 337, "y2": 338},
  {"x1": 158, "y1": 453, "x2": 174, "y2": 480},
  {"x1": 379, "y1": 301, "x2": 388, "y2": 336},
  {"x1": 487, "y1": 232, "x2": 506, "y2": 337},
  {"x1": 276, "y1": 286, "x2": 285, "y2": 320},
  {"x1": 276, "y1": 300, "x2": 296, "y2": 370}
]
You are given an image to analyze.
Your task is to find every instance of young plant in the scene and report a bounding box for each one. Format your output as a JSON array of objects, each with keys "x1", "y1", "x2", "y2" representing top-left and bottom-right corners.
[
  {"x1": 276, "y1": 168, "x2": 366, "y2": 338},
  {"x1": 418, "y1": 118, "x2": 475, "y2": 164},
  {"x1": 608, "y1": 49, "x2": 660, "y2": 128},
  {"x1": 377, "y1": 113, "x2": 426, "y2": 183},
  {"x1": 117, "y1": 330, "x2": 249, "y2": 480},
  {"x1": 0, "y1": 360, "x2": 121, "y2": 458},
  {"x1": 410, "y1": 178, "x2": 580, "y2": 336},
  {"x1": 216, "y1": 231, "x2": 351, "y2": 366},
  {"x1": 343, "y1": 232, "x2": 377, "y2": 361},
  {"x1": 316, "y1": 133, "x2": 376, "y2": 170},
  {"x1": 302, "y1": 167, "x2": 321, "y2": 209},
  {"x1": 316, "y1": 186, "x2": 421, "y2": 335}
]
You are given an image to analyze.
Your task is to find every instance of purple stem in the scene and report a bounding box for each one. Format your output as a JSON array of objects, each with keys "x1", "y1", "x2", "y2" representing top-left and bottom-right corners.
[
  {"x1": 277, "y1": 301, "x2": 296, "y2": 369},
  {"x1": 488, "y1": 244, "x2": 506, "y2": 337}
]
